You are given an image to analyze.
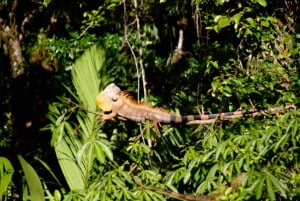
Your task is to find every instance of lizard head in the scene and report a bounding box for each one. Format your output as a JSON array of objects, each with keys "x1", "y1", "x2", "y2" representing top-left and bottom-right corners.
[{"x1": 96, "y1": 83, "x2": 121, "y2": 112}]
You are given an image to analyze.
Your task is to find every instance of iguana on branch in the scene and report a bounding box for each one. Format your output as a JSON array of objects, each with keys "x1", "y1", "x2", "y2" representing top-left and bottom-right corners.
[{"x1": 96, "y1": 83, "x2": 295, "y2": 124}]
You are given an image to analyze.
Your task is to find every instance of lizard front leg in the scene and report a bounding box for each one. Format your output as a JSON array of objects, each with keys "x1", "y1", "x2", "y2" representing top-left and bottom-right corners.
[{"x1": 100, "y1": 111, "x2": 118, "y2": 121}]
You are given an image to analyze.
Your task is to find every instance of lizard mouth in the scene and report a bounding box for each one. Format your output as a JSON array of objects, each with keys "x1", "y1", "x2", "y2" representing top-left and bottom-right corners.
[{"x1": 96, "y1": 92, "x2": 113, "y2": 112}]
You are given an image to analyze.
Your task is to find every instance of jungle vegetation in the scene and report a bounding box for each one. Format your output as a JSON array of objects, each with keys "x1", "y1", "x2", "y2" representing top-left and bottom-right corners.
[{"x1": 0, "y1": 0, "x2": 300, "y2": 200}]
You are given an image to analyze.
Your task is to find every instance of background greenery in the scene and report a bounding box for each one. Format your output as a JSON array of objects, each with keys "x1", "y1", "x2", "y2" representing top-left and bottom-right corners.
[{"x1": 0, "y1": 0, "x2": 299, "y2": 200}]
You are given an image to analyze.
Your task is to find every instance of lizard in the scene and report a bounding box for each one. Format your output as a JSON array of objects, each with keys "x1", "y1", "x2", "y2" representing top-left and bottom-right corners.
[{"x1": 96, "y1": 83, "x2": 295, "y2": 124}]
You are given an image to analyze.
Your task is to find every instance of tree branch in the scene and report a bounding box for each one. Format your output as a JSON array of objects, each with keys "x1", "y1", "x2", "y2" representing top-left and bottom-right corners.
[{"x1": 186, "y1": 105, "x2": 297, "y2": 125}]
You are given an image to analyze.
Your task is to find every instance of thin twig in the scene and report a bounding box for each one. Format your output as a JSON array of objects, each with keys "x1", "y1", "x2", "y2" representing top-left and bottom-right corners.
[
  {"x1": 133, "y1": 0, "x2": 147, "y2": 102},
  {"x1": 64, "y1": 97, "x2": 102, "y2": 115},
  {"x1": 123, "y1": 0, "x2": 141, "y2": 102}
]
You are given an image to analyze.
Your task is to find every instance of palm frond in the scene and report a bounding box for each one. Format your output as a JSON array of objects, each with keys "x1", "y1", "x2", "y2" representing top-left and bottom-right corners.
[
  {"x1": 51, "y1": 45, "x2": 112, "y2": 191},
  {"x1": 71, "y1": 44, "x2": 108, "y2": 111}
]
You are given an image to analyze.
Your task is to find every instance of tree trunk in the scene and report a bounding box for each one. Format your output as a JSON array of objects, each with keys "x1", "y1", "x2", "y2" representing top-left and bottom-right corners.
[{"x1": 0, "y1": 0, "x2": 25, "y2": 78}]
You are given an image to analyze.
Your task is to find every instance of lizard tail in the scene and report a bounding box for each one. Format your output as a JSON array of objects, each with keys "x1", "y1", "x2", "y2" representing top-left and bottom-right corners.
[{"x1": 176, "y1": 111, "x2": 244, "y2": 123}]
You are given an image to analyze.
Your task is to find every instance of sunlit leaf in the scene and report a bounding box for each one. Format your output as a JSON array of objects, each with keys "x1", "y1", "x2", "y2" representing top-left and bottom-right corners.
[
  {"x1": 18, "y1": 155, "x2": 45, "y2": 201},
  {"x1": 71, "y1": 44, "x2": 106, "y2": 111},
  {"x1": 266, "y1": 174, "x2": 275, "y2": 201},
  {"x1": 256, "y1": 0, "x2": 267, "y2": 7},
  {"x1": 183, "y1": 171, "x2": 191, "y2": 184},
  {"x1": 94, "y1": 142, "x2": 106, "y2": 163},
  {"x1": 255, "y1": 177, "x2": 265, "y2": 200},
  {"x1": 246, "y1": 17, "x2": 256, "y2": 27},
  {"x1": 265, "y1": 170, "x2": 288, "y2": 199},
  {"x1": 96, "y1": 140, "x2": 113, "y2": 161},
  {"x1": 0, "y1": 157, "x2": 14, "y2": 198},
  {"x1": 55, "y1": 137, "x2": 85, "y2": 190},
  {"x1": 261, "y1": 20, "x2": 269, "y2": 27},
  {"x1": 217, "y1": 16, "x2": 231, "y2": 29},
  {"x1": 202, "y1": 150, "x2": 216, "y2": 163}
]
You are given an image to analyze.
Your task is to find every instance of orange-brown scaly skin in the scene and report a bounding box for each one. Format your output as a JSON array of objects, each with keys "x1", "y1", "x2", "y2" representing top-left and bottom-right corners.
[
  {"x1": 96, "y1": 83, "x2": 185, "y2": 123},
  {"x1": 96, "y1": 83, "x2": 247, "y2": 124}
]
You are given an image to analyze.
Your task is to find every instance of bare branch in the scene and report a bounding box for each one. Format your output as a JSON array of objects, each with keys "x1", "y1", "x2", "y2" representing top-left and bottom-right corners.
[{"x1": 186, "y1": 105, "x2": 297, "y2": 125}]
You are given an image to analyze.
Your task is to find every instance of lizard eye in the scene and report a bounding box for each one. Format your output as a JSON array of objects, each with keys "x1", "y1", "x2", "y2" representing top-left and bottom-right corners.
[{"x1": 112, "y1": 97, "x2": 118, "y2": 102}]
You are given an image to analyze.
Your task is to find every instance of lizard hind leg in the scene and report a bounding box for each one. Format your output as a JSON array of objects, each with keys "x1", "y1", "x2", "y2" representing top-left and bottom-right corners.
[
  {"x1": 139, "y1": 120, "x2": 162, "y2": 148},
  {"x1": 151, "y1": 120, "x2": 162, "y2": 132}
]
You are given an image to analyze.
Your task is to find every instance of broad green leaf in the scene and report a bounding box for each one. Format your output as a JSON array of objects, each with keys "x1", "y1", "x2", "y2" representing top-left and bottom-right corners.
[
  {"x1": 18, "y1": 155, "x2": 45, "y2": 201},
  {"x1": 55, "y1": 137, "x2": 85, "y2": 190},
  {"x1": 71, "y1": 44, "x2": 106, "y2": 112},
  {"x1": 0, "y1": 157, "x2": 14, "y2": 198}
]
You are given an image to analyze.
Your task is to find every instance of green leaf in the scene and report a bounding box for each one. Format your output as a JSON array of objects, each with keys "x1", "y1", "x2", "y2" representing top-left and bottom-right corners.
[
  {"x1": 223, "y1": 86, "x2": 232, "y2": 97},
  {"x1": 207, "y1": 163, "x2": 219, "y2": 178},
  {"x1": 71, "y1": 44, "x2": 107, "y2": 113},
  {"x1": 232, "y1": 12, "x2": 242, "y2": 30},
  {"x1": 55, "y1": 136, "x2": 85, "y2": 190},
  {"x1": 54, "y1": 189, "x2": 62, "y2": 201},
  {"x1": 96, "y1": 140, "x2": 113, "y2": 162},
  {"x1": 94, "y1": 142, "x2": 105, "y2": 163},
  {"x1": 211, "y1": 79, "x2": 221, "y2": 91},
  {"x1": 256, "y1": 0, "x2": 267, "y2": 7},
  {"x1": 217, "y1": 16, "x2": 231, "y2": 29},
  {"x1": 202, "y1": 150, "x2": 215, "y2": 162},
  {"x1": 266, "y1": 174, "x2": 275, "y2": 201},
  {"x1": 255, "y1": 177, "x2": 265, "y2": 200},
  {"x1": 215, "y1": 141, "x2": 225, "y2": 160},
  {"x1": 18, "y1": 155, "x2": 45, "y2": 201},
  {"x1": 246, "y1": 17, "x2": 256, "y2": 27},
  {"x1": 266, "y1": 171, "x2": 288, "y2": 199},
  {"x1": 261, "y1": 20, "x2": 269, "y2": 27},
  {"x1": 273, "y1": 133, "x2": 288, "y2": 152},
  {"x1": 0, "y1": 157, "x2": 14, "y2": 198},
  {"x1": 183, "y1": 171, "x2": 191, "y2": 184}
]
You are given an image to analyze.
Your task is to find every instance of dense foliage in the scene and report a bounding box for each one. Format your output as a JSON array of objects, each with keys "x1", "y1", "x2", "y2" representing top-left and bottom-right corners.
[{"x1": 0, "y1": 0, "x2": 299, "y2": 200}]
